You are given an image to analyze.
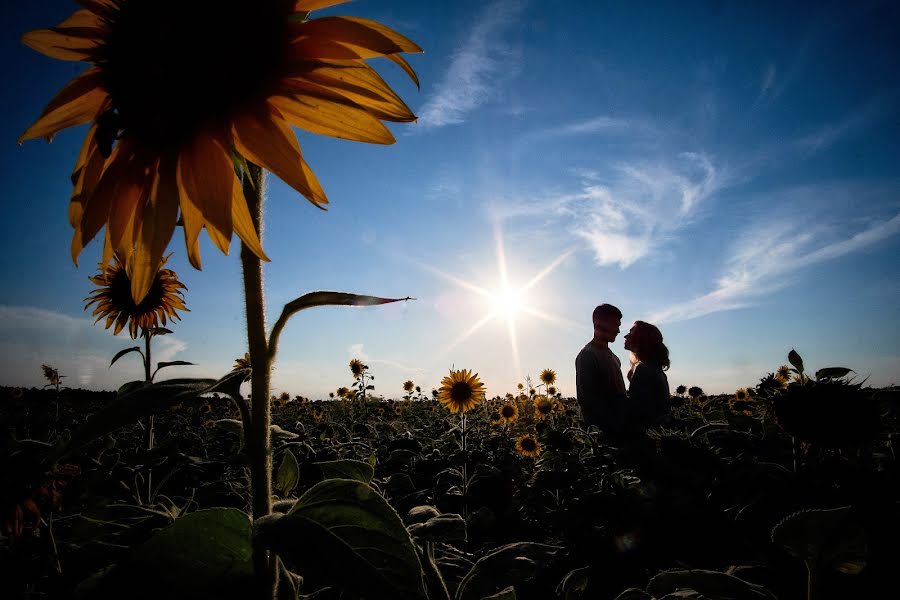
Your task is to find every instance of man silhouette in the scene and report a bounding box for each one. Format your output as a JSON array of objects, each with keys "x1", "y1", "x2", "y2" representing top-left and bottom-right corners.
[{"x1": 575, "y1": 303, "x2": 627, "y2": 432}]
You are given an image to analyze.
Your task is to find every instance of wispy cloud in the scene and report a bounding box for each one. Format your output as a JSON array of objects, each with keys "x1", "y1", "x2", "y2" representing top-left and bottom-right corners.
[
  {"x1": 564, "y1": 152, "x2": 722, "y2": 268},
  {"x1": 347, "y1": 343, "x2": 424, "y2": 376},
  {"x1": 796, "y1": 90, "x2": 899, "y2": 154},
  {"x1": 416, "y1": 0, "x2": 524, "y2": 129},
  {"x1": 0, "y1": 305, "x2": 192, "y2": 389},
  {"x1": 649, "y1": 212, "x2": 900, "y2": 323}
]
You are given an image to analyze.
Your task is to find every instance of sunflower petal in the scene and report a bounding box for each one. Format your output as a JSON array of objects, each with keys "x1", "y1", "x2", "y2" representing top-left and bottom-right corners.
[
  {"x1": 386, "y1": 53, "x2": 419, "y2": 88},
  {"x1": 129, "y1": 158, "x2": 180, "y2": 302},
  {"x1": 270, "y1": 94, "x2": 394, "y2": 144},
  {"x1": 107, "y1": 158, "x2": 150, "y2": 256},
  {"x1": 73, "y1": 141, "x2": 130, "y2": 264},
  {"x1": 283, "y1": 60, "x2": 416, "y2": 121},
  {"x1": 19, "y1": 68, "x2": 106, "y2": 142},
  {"x1": 21, "y1": 11, "x2": 103, "y2": 62},
  {"x1": 230, "y1": 169, "x2": 270, "y2": 262},
  {"x1": 293, "y1": 16, "x2": 422, "y2": 56},
  {"x1": 177, "y1": 134, "x2": 235, "y2": 263},
  {"x1": 231, "y1": 105, "x2": 328, "y2": 208},
  {"x1": 294, "y1": 0, "x2": 351, "y2": 10}
]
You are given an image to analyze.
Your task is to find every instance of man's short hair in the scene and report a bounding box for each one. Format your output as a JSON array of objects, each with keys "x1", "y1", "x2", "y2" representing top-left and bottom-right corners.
[{"x1": 592, "y1": 303, "x2": 622, "y2": 324}]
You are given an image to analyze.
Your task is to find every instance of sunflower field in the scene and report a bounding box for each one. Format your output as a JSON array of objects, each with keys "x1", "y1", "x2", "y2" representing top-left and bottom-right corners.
[{"x1": 2, "y1": 351, "x2": 898, "y2": 600}]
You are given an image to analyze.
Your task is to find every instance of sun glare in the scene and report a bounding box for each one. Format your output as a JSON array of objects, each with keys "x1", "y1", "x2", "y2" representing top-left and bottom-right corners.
[{"x1": 489, "y1": 286, "x2": 524, "y2": 319}]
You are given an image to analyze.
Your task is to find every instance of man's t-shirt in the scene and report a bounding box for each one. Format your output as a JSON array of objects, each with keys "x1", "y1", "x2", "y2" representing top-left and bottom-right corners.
[{"x1": 575, "y1": 342, "x2": 627, "y2": 430}]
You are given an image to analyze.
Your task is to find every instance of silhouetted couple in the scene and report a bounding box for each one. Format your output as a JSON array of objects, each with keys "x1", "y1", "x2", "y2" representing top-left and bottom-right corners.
[{"x1": 575, "y1": 303, "x2": 670, "y2": 438}]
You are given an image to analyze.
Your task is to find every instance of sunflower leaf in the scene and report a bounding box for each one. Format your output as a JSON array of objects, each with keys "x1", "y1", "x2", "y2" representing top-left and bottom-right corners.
[
  {"x1": 255, "y1": 479, "x2": 427, "y2": 599},
  {"x1": 407, "y1": 513, "x2": 466, "y2": 543},
  {"x1": 156, "y1": 360, "x2": 195, "y2": 370},
  {"x1": 275, "y1": 449, "x2": 300, "y2": 497},
  {"x1": 455, "y1": 542, "x2": 561, "y2": 600},
  {"x1": 788, "y1": 349, "x2": 804, "y2": 374},
  {"x1": 647, "y1": 569, "x2": 776, "y2": 599},
  {"x1": 814, "y1": 367, "x2": 854, "y2": 381},
  {"x1": 149, "y1": 327, "x2": 173, "y2": 336},
  {"x1": 109, "y1": 346, "x2": 142, "y2": 368},
  {"x1": 481, "y1": 587, "x2": 517, "y2": 600},
  {"x1": 314, "y1": 458, "x2": 374, "y2": 483}
]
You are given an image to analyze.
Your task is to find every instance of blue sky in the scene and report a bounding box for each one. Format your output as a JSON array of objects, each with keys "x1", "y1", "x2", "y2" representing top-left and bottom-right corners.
[{"x1": 2, "y1": 0, "x2": 898, "y2": 398}]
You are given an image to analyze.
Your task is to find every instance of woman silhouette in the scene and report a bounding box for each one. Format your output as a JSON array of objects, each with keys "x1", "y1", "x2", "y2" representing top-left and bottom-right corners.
[{"x1": 623, "y1": 321, "x2": 671, "y2": 431}]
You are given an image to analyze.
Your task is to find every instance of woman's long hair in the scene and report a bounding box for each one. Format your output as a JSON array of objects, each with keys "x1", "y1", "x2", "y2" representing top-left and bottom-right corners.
[{"x1": 630, "y1": 321, "x2": 670, "y2": 370}]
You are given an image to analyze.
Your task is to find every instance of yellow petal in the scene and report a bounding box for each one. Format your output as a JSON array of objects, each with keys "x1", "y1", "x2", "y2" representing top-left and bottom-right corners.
[
  {"x1": 293, "y1": 16, "x2": 422, "y2": 56},
  {"x1": 283, "y1": 60, "x2": 416, "y2": 121},
  {"x1": 129, "y1": 158, "x2": 180, "y2": 303},
  {"x1": 231, "y1": 104, "x2": 328, "y2": 208},
  {"x1": 21, "y1": 11, "x2": 103, "y2": 62},
  {"x1": 230, "y1": 175, "x2": 270, "y2": 262},
  {"x1": 386, "y1": 53, "x2": 420, "y2": 88},
  {"x1": 107, "y1": 158, "x2": 151, "y2": 255},
  {"x1": 73, "y1": 141, "x2": 131, "y2": 264},
  {"x1": 177, "y1": 133, "x2": 235, "y2": 261},
  {"x1": 270, "y1": 94, "x2": 394, "y2": 144},
  {"x1": 19, "y1": 68, "x2": 106, "y2": 142},
  {"x1": 294, "y1": 0, "x2": 350, "y2": 11}
]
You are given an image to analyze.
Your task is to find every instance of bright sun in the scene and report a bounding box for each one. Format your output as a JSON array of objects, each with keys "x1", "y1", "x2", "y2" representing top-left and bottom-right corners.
[{"x1": 489, "y1": 286, "x2": 523, "y2": 319}]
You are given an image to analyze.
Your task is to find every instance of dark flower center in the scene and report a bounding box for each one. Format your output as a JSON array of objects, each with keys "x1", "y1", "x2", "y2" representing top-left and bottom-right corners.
[
  {"x1": 99, "y1": 0, "x2": 294, "y2": 151},
  {"x1": 520, "y1": 438, "x2": 536, "y2": 451},
  {"x1": 450, "y1": 382, "x2": 473, "y2": 403},
  {"x1": 110, "y1": 266, "x2": 168, "y2": 316},
  {"x1": 501, "y1": 405, "x2": 515, "y2": 418}
]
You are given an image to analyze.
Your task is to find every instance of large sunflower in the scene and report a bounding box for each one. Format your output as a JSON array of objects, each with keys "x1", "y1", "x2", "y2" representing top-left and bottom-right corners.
[
  {"x1": 436, "y1": 369, "x2": 485, "y2": 414},
  {"x1": 539, "y1": 368, "x2": 556, "y2": 386},
  {"x1": 84, "y1": 254, "x2": 187, "y2": 338},
  {"x1": 21, "y1": 0, "x2": 421, "y2": 302},
  {"x1": 499, "y1": 402, "x2": 518, "y2": 424},
  {"x1": 349, "y1": 358, "x2": 365, "y2": 379},
  {"x1": 516, "y1": 434, "x2": 541, "y2": 458}
]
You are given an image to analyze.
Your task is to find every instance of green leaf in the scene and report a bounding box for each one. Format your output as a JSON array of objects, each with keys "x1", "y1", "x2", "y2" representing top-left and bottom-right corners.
[
  {"x1": 109, "y1": 346, "x2": 142, "y2": 368},
  {"x1": 157, "y1": 360, "x2": 195, "y2": 369},
  {"x1": 481, "y1": 587, "x2": 516, "y2": 600},
  {"x1": 148, "y1": 327, "x2": 173, "y2": 336},
  {"x1": 788, "y1": 349, "x2": 804, "y2": 374},
  {"x1": 612, "y1": 589, "x2": 653, "y2": 600},
  {"x1": 647, "y1": 569, "x2": 776, "y2": 599},
  {"x1": 407, "y1": 513, "x2": 466, "y2": 543},
  {"x1": 51, "y1": 373, "x2": 248, "y2": 461},
  {"x1": 130, "y1": 508, "x2": 253, "y2": 594},
  {"x1": 456, "y1": 542, "x2": 561, "y2": 600},
  {"x1": 255, "y1": 479, "x2": 426, "y2": 599},
  {"x1": 771, "y1": 506, "x2": 866, "y2": 571},
  {"x1": 275, "y1": 449, "x2": 300, "y2": 497},
  {"x1": 815, "y1": 367, "x2": 854, "y2": 381},
  {"x1": 314, "y1": 458, "x2": 374, "y2": 483}
]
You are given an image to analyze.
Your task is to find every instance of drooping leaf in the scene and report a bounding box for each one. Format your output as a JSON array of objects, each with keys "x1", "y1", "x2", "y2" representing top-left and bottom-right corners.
[
  {"x1": 255, "y1": 479, "x2": 426, "y2": 599},
  {"x1": 611, "y1": 588, "x2": 653, "y2": 600},
  {"x1": 647, "y1": 569, "x2": 776, "y2": 600},
  {"x1": 109, "y1": 346, "x2": 142, "y2": 368},
  {"x1": 50, "y1": 373, "x2": 249, "y2": 461},
  {"x1": 407, "y1": 513, "x2": 466, "y2": 543},
  {"x1": 788, "y1": 349, "x2": 804, "y2": 374},
  {"x1": 455, "y1": 542, "x2": 561, "y2": 600},
  {"x1": 557, "y1": 567, "x2": 591, "y2": 599},
  {"x1": 148, "y1": 327, "x2": 173, "y2": 336},
  {"x1": 814, "y1": 367, "x2": 853, "y2": 381},
  {"x1": 275, "y1": 449, "x2": 300, "y2": 497},
  {"x1": 481, "y1": 587, "x2": 516, "y2": 600},
  {"x1": 157, "y1": 360, "x2": 195, "y2": 369},
  {"x1": 771, "y1": 506, "x2": 866, "y2": 571},
  {"x1": 314, "y1": 458, "x2": 374, "y2": 483}
]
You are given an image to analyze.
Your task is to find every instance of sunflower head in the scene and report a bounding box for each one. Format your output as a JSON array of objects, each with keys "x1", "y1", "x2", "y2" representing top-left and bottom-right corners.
[
  {"x1": 22, "y1": 0, "x2": 422, "y2": 303},
  {"x1": 437, "y1": 369, "x2": 486, "y2": 414},
  {"x1": 547, "y1": 386, "x2": 557, "y2": 396},
  {"x1": 517, "y1": 383, "x2": 524, "y2": 391},
  {"x1": 336, "y1": 386, "x2": 350, "y2": 399},
  {"x1": 516, "y1": 434, "x2": 541, "y2": 458},
  {"x1": 540, "y1": 369, "x2": 557, "y2": 386},
  {"x1": 85, "y1": 254, "x2": 187, "y2": 338},
  {"x1": 349, "y1": 358, "x2": 366, "y2": 379},
  {"x1": 675, "y1": 384, "x2": 687, "y2": 395},
  {"x1": 41, "y1": 364, "x2": 63, "y2": 386},
  {"x1": 499, "y1": 403, "x2": 519, "y2": 423},
  {"x1": 233, "y1": 352, "x2": 251, "y2": 371},
  {"x1": 775, "y1": 365, "x2": 792, "y2": 385},
  {"x1": 688, "y1": 386, "x2": 704, "y2": 399},
  {"x1": 403, "y1": 380, "x2": 415, "y2": 392},
  {"x1": 734, "y1": 388, "x2": 749, "y2": 402},
  {"x1": 534, "y1": 396, "x2": 553, "y2": 418}
]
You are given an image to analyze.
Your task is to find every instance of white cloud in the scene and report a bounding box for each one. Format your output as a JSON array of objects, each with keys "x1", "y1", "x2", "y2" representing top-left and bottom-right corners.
[
  {"x1": 649, "y1": 212, "x2": 900, "y2": 324},
  {"x1": 0, "y1": 305, "x2": 194, "y2": 390},
  {"x1": 796, "y1": 91, "x2": 897, "y2": 154},
  {"x1": 564, "y1": 152, "x2": 722, "y2": 268},
  {"x1": 416, "y1": 0, "x2": 524, "y2": 129}
]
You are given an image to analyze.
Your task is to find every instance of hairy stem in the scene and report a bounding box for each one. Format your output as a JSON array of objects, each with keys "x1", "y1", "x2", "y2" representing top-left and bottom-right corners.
[{"x1": 239, "y1": 162, "x2": 277, "y2": 596}]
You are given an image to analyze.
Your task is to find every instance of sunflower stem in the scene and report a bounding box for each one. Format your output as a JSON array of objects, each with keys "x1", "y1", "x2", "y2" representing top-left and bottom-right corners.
[{"x1": 239, "y1": 162, "x2": 277, "y2": 597}]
